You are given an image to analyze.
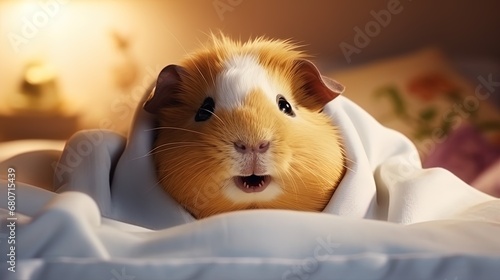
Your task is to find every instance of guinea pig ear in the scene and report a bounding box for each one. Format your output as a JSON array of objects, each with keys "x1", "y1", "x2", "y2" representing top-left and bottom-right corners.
[
  {"x1": 294, "y1": 60, "x2": 344, "y2": 111},
  {"x1": 143, "y1": 64, "x2": 185, "y2": 114}
]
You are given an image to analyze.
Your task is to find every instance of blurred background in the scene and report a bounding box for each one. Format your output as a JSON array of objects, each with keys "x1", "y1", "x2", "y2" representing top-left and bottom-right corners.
[{"x1": 0, "y1": 0, "x2": 499, "y2": 195}]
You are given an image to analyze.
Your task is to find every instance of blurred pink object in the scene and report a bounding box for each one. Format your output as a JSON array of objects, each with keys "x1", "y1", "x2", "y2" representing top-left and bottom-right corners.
[
  {"x1": 472, "y1": 159, "x2": 500, "y2": 197},
  {"x1": 423, "y1": 124, "x2": 500, "y2": 197}
]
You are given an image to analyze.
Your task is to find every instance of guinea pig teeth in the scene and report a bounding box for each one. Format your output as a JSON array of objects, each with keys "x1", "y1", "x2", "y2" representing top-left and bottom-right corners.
[{"x1": 234, "y1": 175, "x2": 272, "y2": 193}]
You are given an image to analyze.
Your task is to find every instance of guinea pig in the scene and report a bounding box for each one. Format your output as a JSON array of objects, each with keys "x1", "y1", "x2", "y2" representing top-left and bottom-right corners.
[{"x1": 143, "y1": 34, "x2": 346, "y2": 219}]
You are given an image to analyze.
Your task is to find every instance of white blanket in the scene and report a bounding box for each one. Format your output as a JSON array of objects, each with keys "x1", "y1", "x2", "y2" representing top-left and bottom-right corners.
[{"x1": 1, "y1": 92, "x2": 500, "y2": 280}]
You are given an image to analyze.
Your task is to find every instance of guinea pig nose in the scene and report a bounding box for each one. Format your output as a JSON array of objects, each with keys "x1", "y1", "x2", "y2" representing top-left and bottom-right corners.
[
  {"x1": 256, "y1": 141, "x2": 270, "y2": 153},
  {"x1": 234, "y1": 141, "x2": 249, "y2": 153},
  {"x1": 233, "y1": 140, "x2": 270, "y2": 153}
]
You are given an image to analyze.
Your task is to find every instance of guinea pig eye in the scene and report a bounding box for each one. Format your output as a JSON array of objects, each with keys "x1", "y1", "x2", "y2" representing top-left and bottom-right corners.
[
  {"x1": 195, "y1": 97, "x2": 215, "y2": 122},
  {"x1": 277, "y1": 95, "x2": 295, "y2": 117}
]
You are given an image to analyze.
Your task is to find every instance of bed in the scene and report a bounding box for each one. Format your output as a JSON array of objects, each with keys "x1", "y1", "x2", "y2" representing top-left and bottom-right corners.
[{"x1": 1, "y1": 48, "x2": 500, "y2": 280}]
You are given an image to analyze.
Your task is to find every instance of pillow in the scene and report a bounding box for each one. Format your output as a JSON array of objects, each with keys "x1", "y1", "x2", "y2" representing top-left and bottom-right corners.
[{"x1": 328, "y1": 48, "x2": 500, "y2": 186}]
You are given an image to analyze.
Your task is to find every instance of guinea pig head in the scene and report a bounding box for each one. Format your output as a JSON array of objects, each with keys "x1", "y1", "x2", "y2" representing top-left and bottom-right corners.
[{"x1": 144, "y1": 37, "x2": 346, "y2": 219}]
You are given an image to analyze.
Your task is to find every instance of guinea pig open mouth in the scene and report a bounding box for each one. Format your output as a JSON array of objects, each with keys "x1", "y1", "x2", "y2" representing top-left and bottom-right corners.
[{"x1": 234, "y1": 175, "x2": 272, "y2": 193}]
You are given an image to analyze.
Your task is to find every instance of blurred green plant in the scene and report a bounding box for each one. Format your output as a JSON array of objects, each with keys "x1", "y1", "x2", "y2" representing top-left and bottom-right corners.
[{"x1": 374, "y1": 85, "x2": 500, "y2": 140}]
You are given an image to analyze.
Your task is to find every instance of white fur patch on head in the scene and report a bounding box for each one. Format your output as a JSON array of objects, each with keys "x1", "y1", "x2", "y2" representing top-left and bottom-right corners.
[
  {"x1": 215, "y1": 54, "x2": 277, "y2": 109},
  {"x1": 215, "y1": 54, "x2": 288, "y2": 203}
]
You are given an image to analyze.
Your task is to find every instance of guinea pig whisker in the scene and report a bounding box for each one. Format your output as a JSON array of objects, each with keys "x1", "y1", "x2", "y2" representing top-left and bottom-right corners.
[
  {"x1": 344, "y1": 156, "x2": 355, "y2": 163},
  {"x1": 165, "y1": 28, "x2": 190, "y2": 58},
  {"x1": 126, "y1": 142, "x2": 207, "y2": 162},
  {"x1": 140, "y1": 182, "x2": 156, "y2": 195},
  {"x1": 146, "y1": 127, "x2": 210, "y2": 136},
  {"x1": 278, "y1": 168, "x2": 301, "y2": 201},
  {"x1": 156, "y1": 158, "x2": 219, "y2": 208},
  {"x1": 336, "y1": 155, "x2": 355, "y2": 173},
  {"x1": 342, "y1": 157, "x2": 356, "y2": 173},
  {"x1": 148, "y1": 141, "x2": 209, "y2": 154},
  {"x1": 289, "y1": 165, "x2": 311, "y2": 192},
  {"x1": 149, "y1": 144, "x2": 210, "y2": 156},
  {"x1": 189, "y1": 34, "x2": 218, "y2": 88},
  {"x1": 343, "y1": 164, "x2": 355, "y2": 173},
  {"x1": 172, "y1": 158, "x2": 213, "y2": 178},
  {"x1": 164, "y1": 31, "x2": 213, "y2": 99},
  {"x1": 207, "y1": 60, "x2": 216, "y2": 88},
  {"x1": 158, "y1": 156, "x2": 214, "y2": 184},
  {"x1": 179, "y1": 159, "x2": 211, "y2": 181},
  {"x1": 190, "y1": 58, "x2": 210, "y2": 87},
  {"x1": 291, "y1": 160, "x2": 335, "y2": 194},
  {"x1": 200, "y1": 108, "x2": 227, "y2": 127}
]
